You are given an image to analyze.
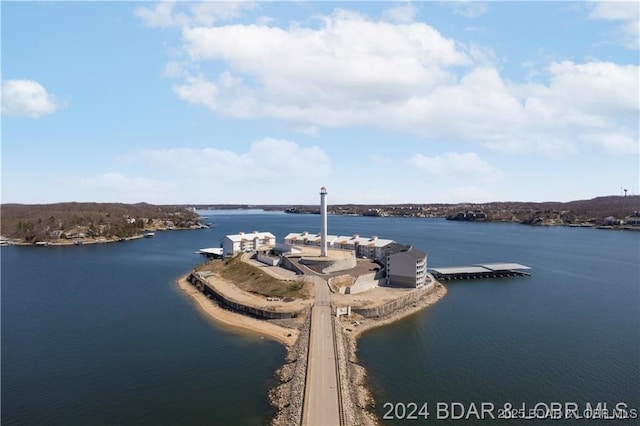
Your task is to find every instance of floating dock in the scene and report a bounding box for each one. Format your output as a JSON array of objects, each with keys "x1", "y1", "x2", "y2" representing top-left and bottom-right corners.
[
  {"x1": 430, "y1": 262, "x2": 531, "y2": 280},
  {"x1": 197, "y1": 247, "x2": 224, "y2": 258}
]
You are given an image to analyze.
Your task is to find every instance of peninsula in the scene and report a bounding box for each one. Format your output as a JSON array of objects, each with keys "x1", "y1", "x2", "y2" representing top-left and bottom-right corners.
[
  {"x1": 178, "y1": 187, "x2": 449, "y2": 426},
  {"x1": 0, "y1": 202, "x2": 205, "y2": 245}
]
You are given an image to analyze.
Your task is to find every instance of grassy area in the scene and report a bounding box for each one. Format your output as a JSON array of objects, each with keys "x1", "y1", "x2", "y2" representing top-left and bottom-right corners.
[{"x1": 197, "y1": 256, "x2": 313, "y2": 300}]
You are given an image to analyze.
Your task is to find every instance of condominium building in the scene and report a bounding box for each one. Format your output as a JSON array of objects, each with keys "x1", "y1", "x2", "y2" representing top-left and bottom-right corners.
[
  {"x1": 222, "y1": 231, "x2": 276, "y2": 257},
  {"x1": 386, "y1": 248, "x2": 428, "y2": 288},
  {"x1": 332, "y1": 234, "x2": 395, "y2": 262},
  {"x1": 284, "y1": 231, "x2": 338, "y2": 247},
  {"x1": 284, "y1": 231, "x2": 395, "y2": 263}
]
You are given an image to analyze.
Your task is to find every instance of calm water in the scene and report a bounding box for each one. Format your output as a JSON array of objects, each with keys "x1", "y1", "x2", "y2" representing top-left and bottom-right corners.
[{"x1": 2, "y1": 212, "x2": 639, "y2": 425}]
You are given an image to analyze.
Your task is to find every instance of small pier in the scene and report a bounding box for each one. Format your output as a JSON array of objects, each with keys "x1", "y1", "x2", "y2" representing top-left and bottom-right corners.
[
  {"x1": 430, "y1": 262, "x2": 531, "y2": 281},
  {"x1": 197, "y1": 247, "x2": 224, "y2": 258}
]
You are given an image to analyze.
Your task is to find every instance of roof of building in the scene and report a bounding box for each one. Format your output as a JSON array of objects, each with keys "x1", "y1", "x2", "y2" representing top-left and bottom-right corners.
[
  {"x1": 285, "y1": 231, "x2": 396, "y2": 249},
  {"x1": 476, "y1": 263, "x2": 531, "y2": 271},
  {"x1": 285, "y1": 232, "x2": 338, "y2": 243},
  {"x1": 274, "y1": 243, "x2": 301, "y2": 253},
  {"x1": 430, "y1": 263, "x2": 530, "y2": 275},
  {"x1": 430, "y1": 266, "x2": 489, "y2": 274},
  {"x1": 199, "y1": 248, "x2": 224, "y2": 255},
  {"x1": 224, "y1": 231, "x2": 275, "y2": 242},
  {"x1": 384, "y1": 242, "x2": 411, "y2": 255},
  {"x1": 391, "y1": 247, "x2": 427, "y2": 260},
  {"x1": 333, "y1": 234, "x2": 395, "y2": 247}
]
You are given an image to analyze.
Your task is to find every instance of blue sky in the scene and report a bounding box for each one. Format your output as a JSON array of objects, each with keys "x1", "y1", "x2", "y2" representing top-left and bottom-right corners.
[{"x1": 2, "y1": 1, "x2": 638, "y2": 205}]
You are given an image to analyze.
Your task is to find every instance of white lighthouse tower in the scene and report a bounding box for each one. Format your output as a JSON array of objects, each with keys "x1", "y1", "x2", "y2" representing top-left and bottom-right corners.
[{"x1": 320, "y1": 186, "x2": 328, "y2": 257}]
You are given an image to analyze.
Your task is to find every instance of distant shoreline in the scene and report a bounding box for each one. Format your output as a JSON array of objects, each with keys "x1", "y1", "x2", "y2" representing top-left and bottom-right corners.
[
  {"x1": 284, "y1": 211, "x2": 640, "y2": 230},
  {"x1": 4, "y1": 226, "x2": 207, "y2": 247},
  {"x1": 1, "y1": 202, "x2": 204, "y2": 246},
  {"x1": 274, "y1": 195, "x2": 640, "y2": 229}
]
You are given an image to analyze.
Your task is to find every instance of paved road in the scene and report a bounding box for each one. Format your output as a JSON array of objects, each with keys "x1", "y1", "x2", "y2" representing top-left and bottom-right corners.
[{"x1": 302, "y1": 275, "x2": 341, "y2": 425}]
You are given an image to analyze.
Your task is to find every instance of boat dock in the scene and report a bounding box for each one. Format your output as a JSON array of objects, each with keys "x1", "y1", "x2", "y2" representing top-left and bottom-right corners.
[
  {"x1": 197, "y1": 247, "x2": 224, "y2": 258},
  {"x1": 430, "y1": 262, "x2": 531, "y2": 280}
]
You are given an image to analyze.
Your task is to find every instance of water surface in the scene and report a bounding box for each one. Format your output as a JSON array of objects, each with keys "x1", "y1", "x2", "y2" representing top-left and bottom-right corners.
[{"x1": 2, "y1": 213, "x2": 638, "y2": 425}]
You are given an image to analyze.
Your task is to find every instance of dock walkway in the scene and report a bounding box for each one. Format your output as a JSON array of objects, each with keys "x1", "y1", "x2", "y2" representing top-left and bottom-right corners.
[{"x1": 430, "y1": 262, "x2": 531, "y2": 280}]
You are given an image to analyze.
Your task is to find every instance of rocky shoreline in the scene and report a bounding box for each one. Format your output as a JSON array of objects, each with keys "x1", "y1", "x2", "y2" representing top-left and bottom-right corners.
[
  {"x1": 267, "y1": 282, "x2": 448, "y2": 426},
  {"x1": 269, "y1": 309, "x2": 311, "y2": 426},
  {"x1": 178, "y1": 263, "x2": 448, "y2": 425},
  {"x1": 333, "y1": 283, "x2": 449, "y2": 425}
]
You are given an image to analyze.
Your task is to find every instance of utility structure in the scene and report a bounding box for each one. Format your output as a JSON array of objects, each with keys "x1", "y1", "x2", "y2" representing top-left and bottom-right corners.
[{"x1": 320, "y1": 186, "x2": 328, "y2": 257}]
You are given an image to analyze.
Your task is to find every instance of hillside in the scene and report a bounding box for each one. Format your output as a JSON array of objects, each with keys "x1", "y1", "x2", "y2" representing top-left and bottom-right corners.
[
  {"x1": 282, "y1": 196, "x2": 640, "y2": 228},
  {"x1": 1, "y1": 202, "x2": 202, "y2": 243}
]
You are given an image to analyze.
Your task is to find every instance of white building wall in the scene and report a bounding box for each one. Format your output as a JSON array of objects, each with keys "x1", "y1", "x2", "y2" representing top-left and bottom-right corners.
[
  {"x1": 222, "y1": 232, "x2": 276, "y2": 257},
  {"x1": 222, "y1": 237, "x2": 237, "y2": 257}
]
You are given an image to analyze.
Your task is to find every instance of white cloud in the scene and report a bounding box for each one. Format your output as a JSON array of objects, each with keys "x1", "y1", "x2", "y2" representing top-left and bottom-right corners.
[
  {"x1": 125, "y1": 138, "x2": 331, "y2": 181},
  {"x1": 135, "y1": 1, "x2": 256, "y2": 29},
  {"x1": 407, "y1": 152, "x2": 503, "y2": 182},
  {"x1": 449, "y1": 2, "x2": 489, "y2": 18},
  {"x1": 512, "y1": 61, "x2": 640, "y2": 155},
  {"x1": 153, "y1": 8, "x2": 637, "y2": 157},
  {"x1": 382, "y1": 2, "x2": 418, "y2": 23},
  {"x1": 173, "y1": 72, "x2": 257, "y2": 118},
  {"x1": 2, "y1": 79, "x2": 61, "y2": 118},
  {"x1": 162, "y1": 61, "x2": 196, "y2": 78},
  {"x1": 176, "y1": 10, "x2": 469, "y2": 126},
  {"x1": 172, "y1": 74, "x2": 219, "y2": 109},
  {"x1": 134, "y1": 2, "x2": 178, "y2": 28},
  {"x1": 588, "y1": 1, "x2": 639, "y2": 49}
]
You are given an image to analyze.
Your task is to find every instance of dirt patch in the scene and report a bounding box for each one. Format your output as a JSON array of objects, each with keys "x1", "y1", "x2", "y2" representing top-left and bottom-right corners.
[{"x1": 197, "y1": 256, "x2": 313, "y2": 300}]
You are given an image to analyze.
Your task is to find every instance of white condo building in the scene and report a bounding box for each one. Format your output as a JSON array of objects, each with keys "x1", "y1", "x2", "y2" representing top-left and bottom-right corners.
[
  {"x1": 284, "y1": 232, "x2": 395, "y2": 263},
  {"x1": 285, "y1": 231, "x2": 428, "y2": 287},
  {"x1": 222, "y1": 231, "x2": 276, "y2": 257}
]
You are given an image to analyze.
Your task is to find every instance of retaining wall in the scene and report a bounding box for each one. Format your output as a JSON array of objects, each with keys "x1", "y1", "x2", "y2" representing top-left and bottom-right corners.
[
  {"x1": 280, "y1": 256, "x2": 305, "y2": 275},
  {"x1": 300, "y1": 254, "x2": 357, "y2": 274},
  {"x1": 257, "y1": 253, "x2": 279, "y2": 266},
  {"x1": 353, "y1": 271, "x2": 376, "y2": 285},
  {"x1": 188, "y1": 273, "x2": 301, "y2": 320},
  {"x1": 346, "y1": 278, "x2": 385, "y2": 295},
  {"x1": 351, "y1": 281, "x2": 436, "y2": 318}
]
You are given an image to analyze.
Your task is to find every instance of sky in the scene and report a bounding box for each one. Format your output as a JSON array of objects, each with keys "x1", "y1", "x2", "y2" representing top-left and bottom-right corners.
[{"x1": 2, "y1": 1, "x2": 639, "y2": 205}]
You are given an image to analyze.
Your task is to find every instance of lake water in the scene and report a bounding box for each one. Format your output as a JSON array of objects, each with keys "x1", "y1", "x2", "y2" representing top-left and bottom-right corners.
[{"x1": 2, "y1": 212, "x2": 638, "y2": 424}]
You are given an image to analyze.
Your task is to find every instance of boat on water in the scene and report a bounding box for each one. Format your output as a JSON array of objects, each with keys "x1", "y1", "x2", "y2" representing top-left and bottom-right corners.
[{"x1": 144, "y1": 232, "x2": 155, "y2": 238}]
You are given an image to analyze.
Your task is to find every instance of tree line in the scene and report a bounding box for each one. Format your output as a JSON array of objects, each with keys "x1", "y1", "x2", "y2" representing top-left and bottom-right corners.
[{"x1": 1, "y1": 202, "x2": 200, "y2": 242}]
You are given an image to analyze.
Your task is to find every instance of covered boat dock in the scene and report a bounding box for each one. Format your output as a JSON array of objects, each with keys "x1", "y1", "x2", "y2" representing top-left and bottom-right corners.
[
  {"x1": 430, "y1": 262, "x2": 531, "y2": 280},
  {"x1": 197, "y1": 247, "x2": 224, "y2": 258}
]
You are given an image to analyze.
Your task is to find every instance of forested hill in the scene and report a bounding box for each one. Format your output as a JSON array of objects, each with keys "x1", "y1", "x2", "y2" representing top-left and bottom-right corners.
[
  {"x1": 282, "y1": 195, "x2": 640, "y2": 228},
  {"x1": 1, "y1": 202, "x2": 201, "y2": 243}
]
